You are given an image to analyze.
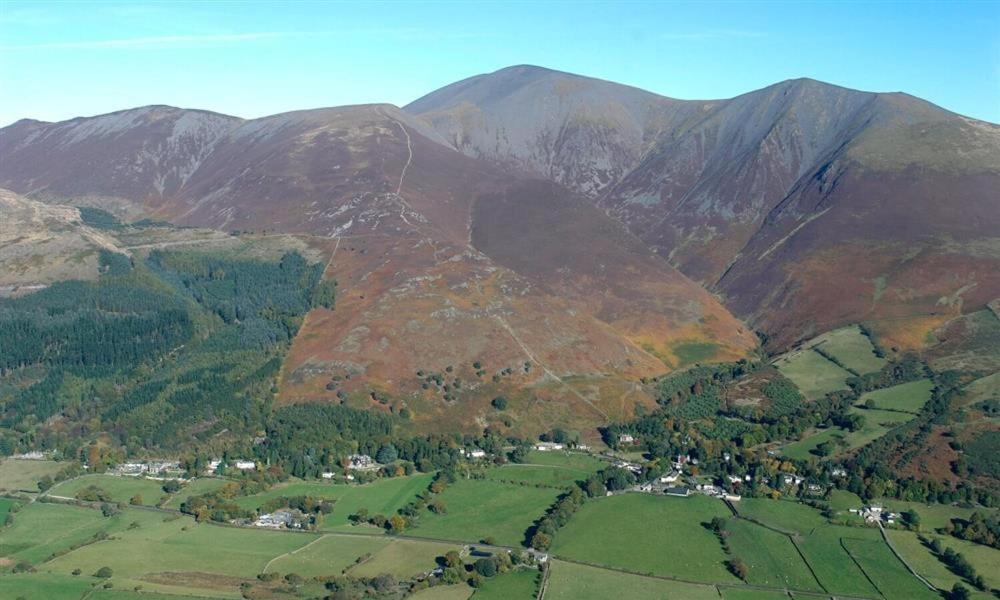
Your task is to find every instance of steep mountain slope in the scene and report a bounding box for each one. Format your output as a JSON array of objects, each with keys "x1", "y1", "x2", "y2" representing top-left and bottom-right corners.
[
  {"x1": 0, "y1": 188, "x2": 124, "y2": 294},
  {"x1": 408, "y1": 67, "x2": 1000, "y2": 350},
  {"x1": 0, "y1": 106, "x2": 242, "y2": 217},
  {"x1": 0, "y1": 101, "x2": 756, "y2": 434}
]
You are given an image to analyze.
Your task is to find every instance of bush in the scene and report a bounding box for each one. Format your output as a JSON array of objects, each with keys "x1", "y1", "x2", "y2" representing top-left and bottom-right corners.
[
  {"x1": 491, "y1": 396, "x2": 508, "y2": 410},
  {"x1": 473, "y1": 557, "x2": 497, "y2": 577},
  {"x1": 95, "y1": 566, "x2": 114, "y2": 578}
]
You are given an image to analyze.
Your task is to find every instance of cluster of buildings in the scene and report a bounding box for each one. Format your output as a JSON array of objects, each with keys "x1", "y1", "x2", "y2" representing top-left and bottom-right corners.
[
  {"x1": 852, "y1": 504, "x2": 902, "y2": 525},
  {"x1": 347, "y1": 454, "x2": 379, "y2": 471},
  {"x1": 206, "y1": 459, "x2": 256, "y2": 474},
  {"x1": 252, "y1": 509, "x2": 308, "y2": 529},
  {"x1": 11, "y1": 451, "x2": 50, "y2": 460},
  {"x1": 112, "y1": 460, "x2": 182, "y2": 478}
]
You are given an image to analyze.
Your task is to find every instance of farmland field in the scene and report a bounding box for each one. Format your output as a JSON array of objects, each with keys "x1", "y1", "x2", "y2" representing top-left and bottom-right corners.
[
  {"x1": 886, "y1": 530, "x2": 999, "y2": 597},
  {"x1": 0, "y1": 459, "x2": 66, "y2": 492},
  {"x1": 550, "y1": 493, "x2": 736, "y2": 583},
  {"x1": 469, "y1": 568, "x2": 538, "y2": 599},
  {"x1": 407, "y1": 479, "x2": 559, "y2": 546},
  {"x1": 841, "y1": 537, "x2": 939, "y2": 599},
  {"x1": 544, "y1": 560, "x2": 720, "y2": 599},
  {"x1": 875, "y1": 499, "x2": 997, "y2": 530},
  {"x1": 795, "y1": 525, "x2": 882, "y2": 597},
  {"x1": 483, "y1": 464, "x2": 590, "y2": 487},
  {"x1": 734, "y1": 498, "x2": 828, "y2": 535},
  {"x1": 773, "y1": 348, "x2": 852, "y2": 400},
  {"x1": 163, "y1": 477, "x2": 232, "y2": 509},
  {"x1": 262, "y1": 532, "x2": 390, "y2": 576},
  {"x1": 0, "y1": 497, "x2": 16, "y2": 523},
  {"x1": 0, "y1": 501, "x2": 119, "y2": 564},
  {"x1": 809, "y1": 325, "x2": 887, "y2": 375},
  {"x1": 48, "y1": 474, "x2": 170, "y2": 506},
  {"x1": 780, "y1": 427, "x2": 845, "y2": 460},
  {"x1": 721, "y1": 589, "x2": 795, "y2": 600},
  {"x1": 411, "y1": 585, "x2": 474, "y2": 600},
  {"x1": 321, "y1": 473, "x2": 434, "y2": 529},
  {"x1": 348, "y1": 538, "x2": 459, "y2": 579},
  {"x1": 724, "y1": 518, "x2": 822, "y2": 591},
  {"x1": 843, "y1": 406, "x2": 918, "y2": 449},
  {"x1": 856, "y1": 379, "x2": 934, "y2": 414},
  {"x1": 234, "y1": 479, "x2": 352, "y2": 511},
  {"x1": 0, "y1": 572, "x2": 96, "y2": 600}
]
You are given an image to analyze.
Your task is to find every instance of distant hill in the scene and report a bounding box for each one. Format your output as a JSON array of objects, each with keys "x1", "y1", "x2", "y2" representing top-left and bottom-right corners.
[{"x1": 407, "y1": 66, "x2": 1000, "y2": 350}]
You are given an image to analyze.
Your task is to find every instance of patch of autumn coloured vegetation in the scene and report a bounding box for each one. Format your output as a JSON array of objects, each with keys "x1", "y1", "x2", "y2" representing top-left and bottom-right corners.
[{"x1": 866, "y1": 314, "x2": 952, "y2": 353}]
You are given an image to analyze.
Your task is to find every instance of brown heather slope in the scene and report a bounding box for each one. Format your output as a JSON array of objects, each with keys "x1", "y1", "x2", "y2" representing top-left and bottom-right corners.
[
  {"x1": 407, "y1": 67, "x2": 1000, "y2": 351},
  {"x1": 0, "y1": 102, "x2": 756, "y2": 435}
]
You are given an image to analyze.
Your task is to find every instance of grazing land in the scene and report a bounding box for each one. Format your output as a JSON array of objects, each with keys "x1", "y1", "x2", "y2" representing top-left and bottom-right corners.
[
  {"x1": 262, "y1": 533, "x2": 390, "y2": 577},
  {"x1": 544, "y1": 560, "x2": 720, "y2": 600},
  {"x1": 407, "y1": 479, "x2": 559, "y2": 546},
  {"x1": 163, "y1": 477, "x2": 231, "y2": 509},
  {"x1": 843, "y1": 406, "x2": 918, "y2": 448},
  {"x1": 550, "y1": 493, "x2": 736, "y2": 583},
  {"x1": 347, "y1": 538, "x2": 459, "y2": 579},
  {"x1": 0, "y1": 458, "x2": 65, "y2": 492},
  {"x1": 780, "y1": 427, "x2": 845, "y2": 460},
  {"x1": 773, "y1": 348, "x2": 852, "y2": 400},
  {"x1": 48, "y1": 474, "x2": 170, "y2": 506},
  {"x1": 321, "y1": 473, "x2": 434, "y2": 529},
  {"x1": 483, "y1": 464, "x2": 592, "y2": 488},
  {"x1": 887, "y1": 530, "x2": 999, "y2": 597},
  {"x1": 724, "y1": 518, "x2": 822, "y2": 591},
  {"x1": 841, "y1": 537, "x2": 939, "y2": 599},
  {"x1": 0, "y1": 572, "x2": 96, "y2": 600},
  {"x1": 410, "y1": 585, "x2": 474, "y2": 599},
  {"x1": 856, "y1": 378, "x2": 934, "y2": 413},
  {"x1": 467, "y1": 568, "x2": 539, "y2": 599},
  {"x1": 734, "y1": 498, "x2": 828, "y2": 535},
  {"x1": 809, "y1": 325, "x2": 887, "y2": 375},
  {"x1": 0, "y1": 501, "x2": 119, "y2": 564},
  {"x1": 234, "y1": 480, "x2": 352, "y2": 511}
]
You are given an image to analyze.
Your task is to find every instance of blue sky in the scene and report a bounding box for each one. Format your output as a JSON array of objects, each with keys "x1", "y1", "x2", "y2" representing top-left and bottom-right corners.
[{"x1": 1, "y1": 1, "x2": 998, "y2": 126}]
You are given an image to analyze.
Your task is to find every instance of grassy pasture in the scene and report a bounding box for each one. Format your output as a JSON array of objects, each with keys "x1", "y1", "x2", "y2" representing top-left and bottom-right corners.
[
  {"x1": 724, "y1": 518, "x2": 822, "y2": 591},
  {"x1": 262, "y1": 533, "x2": 389, "y2": 577},
  {"x1": 163, "y1": 477, "x2": 231, "y2": 509},
  {"x1": 773, "y1": 349, "x2": 852, "y2": 400},
  {"x1": 0, "y1": 459, "x2": 66, "y2": 492},
  {"x1": 721, "y1": 590, "x2": 794, "y2": 600},
  {"x1": 886, "y1": 530, "x2": 999, "y2": 597},
  {"x1": 410, "y1": 584, "x2": 474, "y2": 599},
  {"x1": 469, "y1": 568, "x2": 539, "y2": 599},
  {"x1": 550, "y1": 493, "x2": 736, "y2": 583},
  {"x1": 841, "y1": 537, "x2": 939, "y2": 599},
  {"x1": 407, "y1": 479, "x2": 559, "y2": 546},
  {"x1": 483, "y1": 464, "x2": 589, "y2": 488},
  {"x1": 843, "y1": 406, "x2": 917, "y2": 449},
  {"x1": 875, "y1": 499, "x2": 996, "y2": 531},
  {"x1": 962, "y1": 372, "x2": 1000, "y2": 407},
  {"x1": 856, "y1": 379, "x2": 934, "y2": 414},
  {"x1": 522, "y1": 450, "x2": 606, "y2": 471},
  {"x1": 48, "y1": 474, "x2": 168, "y2": 506},
  {"x1": 43, "y1": 508, "x2": 309, "y2": 583},
  {"x1": 827, "y1": 489, "x2": 863, "y2": 511},
  {"x1": 234, "y1": 480, "x2": 351, "y2": 511},
  {"x1": 0, "y1": 497, "x2": 17, "y2": 522},
  {"x1": 544, "y1": 560, "x2": 720, "y2": 600},
  {"x1": 795, "y1": 526, "x2": 882, "y2": 597},
  {"x1": 734, "y1": 498, "x2": 828, "y2": 535},
  {"x1": 780, "y1": 427, "x2": 845, "y2": 460},
  {"x1": 348, "y1": 538, "x2": 459, "y2": 579},
  {"x1": 322, "y1": 473, "x2": 434, "y2": 529},
  {"x1": 810, "y1": 325, "x2": 887, "y2": 375},
  {"x1": 0, "y1": 501, "x2": 115, "y2": 564},
  {"x1": 0, "y1": 572, "x2": 96, "y2": 600}
]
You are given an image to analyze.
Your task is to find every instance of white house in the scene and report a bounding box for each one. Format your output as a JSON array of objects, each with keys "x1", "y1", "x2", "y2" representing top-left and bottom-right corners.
[
  {"x1": 618, "y1": 433, "x2": 635, "y2": 444},
  {"x1": 534, "y1": 442, "x2": 564, "y2": 451},
  {"x1": 321, "y1": 471, "x2": 335, "y2": 479},
  {"x1": 234, "y1": 460, "x2": 256, "y2": 471},
  {"x1": 468, "y1": 449, "x2": 487, "y2": 459},
  {"x1": 659, "y1": 471, "x2": 681, "y2": 484}
]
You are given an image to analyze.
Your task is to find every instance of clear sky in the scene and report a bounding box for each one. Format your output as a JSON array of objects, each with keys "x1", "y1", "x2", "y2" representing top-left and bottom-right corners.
[{"x1": 1, "y1": 1, "x2": 998, "y2": 127}]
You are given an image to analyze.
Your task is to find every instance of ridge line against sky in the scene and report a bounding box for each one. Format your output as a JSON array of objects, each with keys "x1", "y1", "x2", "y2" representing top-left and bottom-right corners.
[{"x1": 1, "y1": 0, "x2": 998, "y2": 127}]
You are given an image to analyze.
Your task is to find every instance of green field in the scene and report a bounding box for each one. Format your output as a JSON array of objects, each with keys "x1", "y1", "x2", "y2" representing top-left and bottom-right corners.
[
  {"x1": 875, "y1": 499, "x2": 996, "y2": 531},
  {"x1": 262, "y1": 532, "x2": 390, "y2": 577},
  {"x1": 887, "y1": 530, "x2": 1000, "y2": 594},
  {"x1": 551, "y1": 493, "x2": 736, "y2": 583},
  {"x1": 841, "y1": 537, "x2": 939, "y2": 599},
  {"x1": 522, "y1": 450, "x2": 607, "y2": 471},
  {"x1": 484, "y1": 451, "x2": 604, "y2": 488},
  {"x1": 795, "y1": 525, "x2": 881, "y2": 597},
  {"x1": 0, "y1": 459, "x2": 67, "y2": 492},
  {"x1": 348, "y1": 538, "x2": 459, "y2": 579},
  {"x1": 962, "y1": 372, "x2": 1000, "y2": 406},
  {"x1": 724, "y1": 518, "x2": 822, "y2": 591},
  {"x1": 780, "y1": 427, "x2": 846, "y2": 460},
  {"x1": 811, "y1": 325, "x2": 887, "y2": 375},
  {"x1": 0, "y1": 497, "x2": 17, "y2": 523},
  {"x1": 0, "y1": 501, "x2": 118, "y2": 564},
  {"x1": 843, "y1": 406, "x2": 918, "y2": 449},
  {"x1": 470, "y1": 568, "x2": 539, "y2": 599},
  {"x1": 407, "y1": 478, "x2": 559, "y2": 546},
  {"x1": 233, "y1": 479, "x2": 351, "y2": 511},
  {"x1": 322, "y1": 473, "x2": 434, "y2": 529},
  {"x1": 48, "y1": 474, "x2": 169, "y2": 506},
  {"x1": 773, "y1": 348, "x2": 852, "y2": 401},
  {"x1": 856, "y1": 379, "x2": 934, "y2": 414},
  {"x1": 163, "y1": 477, "x2": 232, "y2": 509},
  {"x1": 0, "y1": 572, "x2": 97, "y2": 600},
  {"x1": 721, "y1": 589, "x2": 795, "y2": 600},
  {"x1": 544, "y1": 560, "x2": 720, "y2": 600},
  {"x1": 827, "y1": 489, "x2": 863, "y2": 511},
  {"x1": 734, "y1": 498, "x2": 828, "y2": 535},
  {"x1": 411, "y1": 584, "x2": 474, "y2": 599}
]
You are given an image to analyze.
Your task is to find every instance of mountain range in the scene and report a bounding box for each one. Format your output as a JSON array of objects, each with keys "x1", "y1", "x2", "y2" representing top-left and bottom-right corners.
[{"x1": 2, "y1": 65, "x2": 997, "y2": 432}]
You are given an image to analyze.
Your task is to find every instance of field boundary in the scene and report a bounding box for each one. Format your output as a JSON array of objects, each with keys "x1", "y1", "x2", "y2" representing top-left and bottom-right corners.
[
  {"x1": 876, "y1": 523, "x2": 938, "y2": 592},
  {"x1": 839, "y1": 537, "x2": 887, "y2": 600}
]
